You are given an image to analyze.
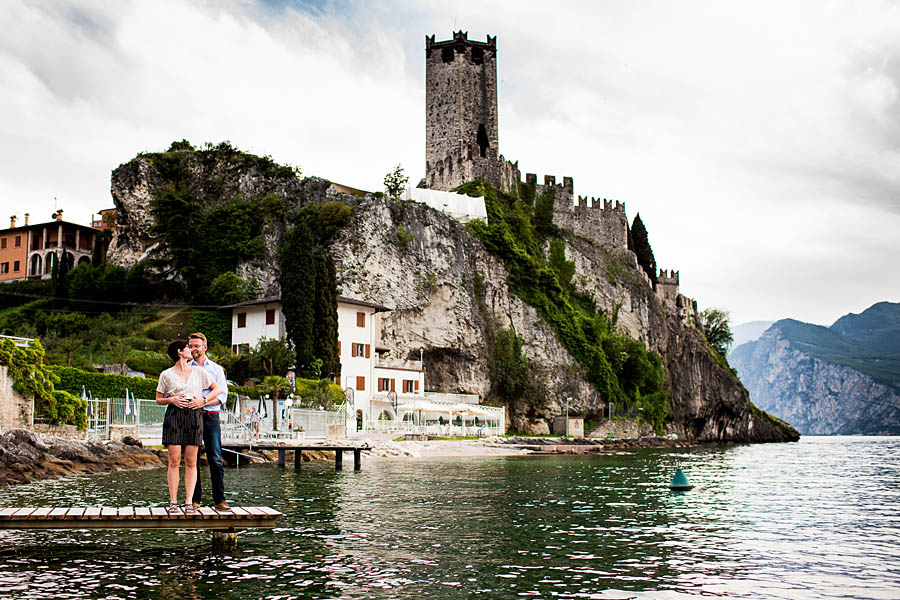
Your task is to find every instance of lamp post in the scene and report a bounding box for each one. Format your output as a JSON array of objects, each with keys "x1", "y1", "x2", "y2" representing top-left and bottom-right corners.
[
  {"x1": 565, "y1": 397, "x2": 571, "y2": 438},
  {"x1": 285, "y1": 396, "x2": 294, "y2": 431}
]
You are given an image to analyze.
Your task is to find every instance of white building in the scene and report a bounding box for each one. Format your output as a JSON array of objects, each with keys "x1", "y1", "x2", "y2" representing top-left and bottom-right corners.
[{"x1": 224, "y1": 295, "x2": 426, "y2": 431}]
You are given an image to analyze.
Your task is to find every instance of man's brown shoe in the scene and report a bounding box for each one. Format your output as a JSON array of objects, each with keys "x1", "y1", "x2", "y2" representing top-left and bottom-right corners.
[
  {"x1": 214, "y1": 502, "x2": 232, "y2": 511},
  {"x1": 192, "y1": 502, "x2": 201, "y2": 510}
]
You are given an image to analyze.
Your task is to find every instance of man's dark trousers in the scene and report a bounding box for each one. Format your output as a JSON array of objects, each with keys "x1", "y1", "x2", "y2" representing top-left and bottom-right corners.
[{"x1": 193, "y1": 411, "x2": 226, "y2": 506}]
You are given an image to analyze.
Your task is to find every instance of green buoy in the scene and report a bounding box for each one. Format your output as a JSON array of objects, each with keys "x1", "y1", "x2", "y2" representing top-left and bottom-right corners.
[{"x1": 670, "y1": 468, "x2": 694, "y2": 491}]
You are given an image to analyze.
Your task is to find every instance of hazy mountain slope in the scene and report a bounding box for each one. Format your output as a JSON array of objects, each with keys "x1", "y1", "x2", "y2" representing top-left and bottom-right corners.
[{"x1": 731, "y1": 306, "x2": 900, "y2": 435}]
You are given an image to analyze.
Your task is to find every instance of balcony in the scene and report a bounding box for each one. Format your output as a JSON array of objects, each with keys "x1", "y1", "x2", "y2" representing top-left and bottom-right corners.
[{"x1": 374, "y1": 357, "x2": 423, "y2": 371}]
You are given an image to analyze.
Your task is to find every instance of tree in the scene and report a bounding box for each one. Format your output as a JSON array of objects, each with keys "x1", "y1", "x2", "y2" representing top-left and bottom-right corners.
[
  {"x1": 249, "y1": 338, "x2": 296, "y2": 379},
  {"x1": 384, "y1": 164, "x2": 409, "y2": 199},
  {"x1": 278, "y1": 223, "x2": 316, "y2": 371},
  {"x1": 699, "y1": 308, "x2": 734, "y2": 356},
  {"x1": 258, "y1": 375, "x2": 291, "y2": 431},
  {"x1": 313, "y1": 253, "x2": 340, "y2": 379},
  {"x1": 631, "y1": 213, "x2": 657, "y2": 288}
]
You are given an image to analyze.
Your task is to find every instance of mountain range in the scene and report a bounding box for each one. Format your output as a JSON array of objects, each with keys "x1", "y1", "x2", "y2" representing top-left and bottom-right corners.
[{"x1": 730, "y1": 302, "x2": 900, "y2": 435}]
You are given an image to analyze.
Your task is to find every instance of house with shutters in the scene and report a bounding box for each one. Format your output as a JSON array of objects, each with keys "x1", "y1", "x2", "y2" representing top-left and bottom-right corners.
[{"x1": 225, "y1": 295, "x2": 426, "y2": 429}]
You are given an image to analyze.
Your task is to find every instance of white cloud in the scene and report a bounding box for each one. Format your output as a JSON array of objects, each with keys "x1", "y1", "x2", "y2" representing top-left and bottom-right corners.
[{"x1": 1, "y1": 0, "x2": 898, "y2": 326}]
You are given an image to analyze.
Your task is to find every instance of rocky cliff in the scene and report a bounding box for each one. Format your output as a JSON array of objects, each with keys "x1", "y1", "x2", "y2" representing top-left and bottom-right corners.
[
  {"x1": 731, "y1": 315, "x2": 900, "y2": 435},
  {"x1": 105, "y1": 146, "x2": 798, "y2": 443}
]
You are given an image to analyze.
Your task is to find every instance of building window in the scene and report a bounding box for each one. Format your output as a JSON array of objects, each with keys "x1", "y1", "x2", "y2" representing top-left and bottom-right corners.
[
  {"x1": 13, "y1": 261, "x2": 20, "y2": 272},
  {"x1": 14, "y1": 236, "x2": 21, "y2": 248},
  {"x1": 237, "y1": 312, "x2": 247, "y2": 328},
  {"x1": 265, "y1": 308, "x2": 275, "y2": 325},
  {"x1": 378, "y1": 378, "x2": 391, "y2": 392},
  {"x1": 0, "y1": 263, "x2": 7, "y2": 274},
  {"x1": 356, "y1": 376, "x2": 365, "y2": 391},
  {"x1": 0, "y1": 239, "x2": 5, "y2": 249},
  {"x1": 356, "y1": 312, "x2": 365, "y2": 327},
  {"x1": 403, "y1": 380, "x2": 415, "y2": 393},
  {"x1": 352, "y1": 343, "x2": 365, "y2": 357}
]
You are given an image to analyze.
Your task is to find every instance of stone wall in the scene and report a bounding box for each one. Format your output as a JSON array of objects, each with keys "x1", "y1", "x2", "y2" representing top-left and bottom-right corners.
[
  {"x1": 587, "y1": 418, "x2": 654, "y2": 440},
  {"x1": 0, "y1": 365, "x2": 32, "y2": 430},
  {"x1": 30, "y1": 423, "x2": 89, "y2": 441}
]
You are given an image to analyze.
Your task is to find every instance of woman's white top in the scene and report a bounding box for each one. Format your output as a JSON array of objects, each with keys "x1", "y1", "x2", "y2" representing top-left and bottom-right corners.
[{"x1": 156, "y1": 366, "x2": 214, "y2": 401}]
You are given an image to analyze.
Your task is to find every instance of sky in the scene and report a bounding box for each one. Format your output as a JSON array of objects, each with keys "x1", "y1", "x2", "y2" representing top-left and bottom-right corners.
[{"x1": 1, "y1": 0, "x2": 898, "y2": 327}]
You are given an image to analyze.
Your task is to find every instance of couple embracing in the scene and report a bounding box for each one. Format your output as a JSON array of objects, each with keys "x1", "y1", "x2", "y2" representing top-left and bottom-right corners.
[{"x1": 155, "y1": 333, "x2": 230, "y2": 515}]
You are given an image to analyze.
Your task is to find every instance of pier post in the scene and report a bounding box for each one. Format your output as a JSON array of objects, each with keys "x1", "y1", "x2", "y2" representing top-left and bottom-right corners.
[
  {"x1": 212, "y1": 528, "x2": 237, "y2": 552},
  {"x1": 354, "y1": 449, "x2": 361, "y2": 471},
  {"x1": 335, "y1": 450, "x2": 343, "y2": 470},
  {"x1": 294, "y1": 449, "x2": 302, "y2": 469},
  {"x1": 277, "y1": 449, "x2": 285, "y2": 467}
]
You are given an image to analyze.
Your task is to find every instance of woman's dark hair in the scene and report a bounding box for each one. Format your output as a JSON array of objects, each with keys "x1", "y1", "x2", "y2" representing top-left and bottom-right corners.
[{"x1": 167, "y1": 339, "x2": 189, "y2": 362}]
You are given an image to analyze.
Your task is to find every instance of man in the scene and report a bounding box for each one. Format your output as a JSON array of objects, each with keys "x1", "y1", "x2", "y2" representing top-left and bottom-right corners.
[{"x1": 188, "y1": 332, "x2": 230, "y2": 511}]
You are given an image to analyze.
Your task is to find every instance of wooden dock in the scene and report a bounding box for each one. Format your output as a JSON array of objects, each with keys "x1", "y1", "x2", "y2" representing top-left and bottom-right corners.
[
  {"x1": 223, "y1": 443, "x2": 371, "y2": 470},
  {"x1": 0, "y1": 506, "x2": 282, "y2": 530}
]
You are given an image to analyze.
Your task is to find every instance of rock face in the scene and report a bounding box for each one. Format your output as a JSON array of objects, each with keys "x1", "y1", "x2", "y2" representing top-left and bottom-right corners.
[
  {"x1": 0, "y1": 428, "x2": 163, "y2": 485},
  {"x1": 105, "y1": 149, "x2": 798, "y2": 443},
  {"x1": 731, "y1": 322, "x2": 900, "y2": 435}
]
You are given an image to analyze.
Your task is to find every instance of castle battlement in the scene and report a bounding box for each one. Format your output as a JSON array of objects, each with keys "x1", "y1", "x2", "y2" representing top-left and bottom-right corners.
[
  {"x1": 577, "y1": 196, "x2": 626, "y2": 214},
  {"x1": 657, "y1": 269, "x2": 679, "y2": 285}
]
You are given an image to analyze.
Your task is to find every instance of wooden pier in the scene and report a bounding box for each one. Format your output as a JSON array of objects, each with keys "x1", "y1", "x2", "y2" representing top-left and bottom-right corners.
[
  {"x1": 223, "y1": 443, "x2": 371, "y2": 471},
  {"x1": 0, "y1": 506, "x2": 282, "y2": 550},
  {"x1": 0, "y1": 506, "x2": 281, "y2": 529}
]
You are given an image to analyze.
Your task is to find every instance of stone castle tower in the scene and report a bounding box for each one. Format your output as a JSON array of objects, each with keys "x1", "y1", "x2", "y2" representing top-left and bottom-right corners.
[{"x1": 425, "y1": 32, "x2": 518, "y2": 192}]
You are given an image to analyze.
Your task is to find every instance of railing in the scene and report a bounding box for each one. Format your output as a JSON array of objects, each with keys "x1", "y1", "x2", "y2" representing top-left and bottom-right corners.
[
  {"x1": 374, "y1": 357, "x2": 423, "y2": 370},
  {"x1": 368, "y1": 419, "x2": 502, "y2": 437},
  {"x1": 0, "y1": 335, "x2": 33, "y2": 347}
]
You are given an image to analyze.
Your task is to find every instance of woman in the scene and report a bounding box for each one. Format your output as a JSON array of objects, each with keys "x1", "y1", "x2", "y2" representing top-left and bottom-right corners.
[{"x1": 156, "y1": 339, "x2": 221, "y2": 514}]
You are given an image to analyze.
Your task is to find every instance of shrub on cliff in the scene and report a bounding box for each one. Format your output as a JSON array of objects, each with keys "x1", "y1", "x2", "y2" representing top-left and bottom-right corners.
[{"x1": 462, "y1": 180, "x2": 668, "y2": 431}]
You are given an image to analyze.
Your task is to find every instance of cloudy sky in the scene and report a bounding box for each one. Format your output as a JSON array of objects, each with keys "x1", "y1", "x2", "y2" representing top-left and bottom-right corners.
[{"x1": 1, "y1": 0, "x2": 898, "y2": 326}]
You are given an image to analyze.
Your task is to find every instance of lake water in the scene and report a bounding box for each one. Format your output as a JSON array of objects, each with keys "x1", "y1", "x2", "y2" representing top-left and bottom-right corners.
[{"x1": 0, "y1": 436, "x2": 898, "y2": 599}]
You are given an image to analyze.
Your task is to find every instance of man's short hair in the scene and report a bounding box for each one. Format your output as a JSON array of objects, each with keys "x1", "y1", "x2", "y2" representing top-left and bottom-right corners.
[{"x1": 188, "y1": 332, "x2": 207, "y2": 345}]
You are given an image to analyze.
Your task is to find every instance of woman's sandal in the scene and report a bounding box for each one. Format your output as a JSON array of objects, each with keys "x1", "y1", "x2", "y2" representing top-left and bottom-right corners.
[
  {"x1": 183, "y1": 504, "x2": 197, "y2": 515},
  {"x1": 167, "y1": 503, "x2": 180, "y2": 514}
]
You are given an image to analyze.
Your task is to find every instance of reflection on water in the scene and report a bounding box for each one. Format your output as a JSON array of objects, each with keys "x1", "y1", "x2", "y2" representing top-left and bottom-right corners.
[{"x1": 1, "y1": 437, "x2": 898, "y2": 599}]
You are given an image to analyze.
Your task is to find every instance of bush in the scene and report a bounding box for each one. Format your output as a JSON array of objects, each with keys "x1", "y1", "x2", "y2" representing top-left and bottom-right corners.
[{"x1": 51, "y1": 366, "x2": 159, "y2": 399}]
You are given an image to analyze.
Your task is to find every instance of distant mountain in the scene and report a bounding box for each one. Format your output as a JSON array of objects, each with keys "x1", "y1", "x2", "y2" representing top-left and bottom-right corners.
[
  {"x1": 730, "y1": 302, "x2": 900, "y2": 435},
  {"x1": 831, "y1": 301, "x2": 900, "y2": 355},
  {"x1": 730, "y1": 320, "x2": 774, "y2": 351}
]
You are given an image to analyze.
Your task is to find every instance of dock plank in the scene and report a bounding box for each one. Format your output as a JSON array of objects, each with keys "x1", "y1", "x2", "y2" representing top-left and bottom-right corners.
[{"x1": 0, "y1": 506, "x2": 281, "y2": 531}]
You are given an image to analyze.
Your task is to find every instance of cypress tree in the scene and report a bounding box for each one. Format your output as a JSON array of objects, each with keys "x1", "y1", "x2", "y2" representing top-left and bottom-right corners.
[
  {"x1": 56, "y1": 252, "x2": 70, "y2": 298},
  {"x1": 631, "y1": 213, "x2": 657, "y2": 288},
  {"x1": 278, "y1": 223, "x2": 316, "y2": 374},
  {"x1": 313, "y1": 252, "x2": 340, "y2": 379}
]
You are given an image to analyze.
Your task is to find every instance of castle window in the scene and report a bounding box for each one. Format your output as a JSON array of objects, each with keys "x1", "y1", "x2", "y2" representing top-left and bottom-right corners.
[
  {"x1": 441, "y1": 47, "x2": 454, "y2": 63},
  {"x1": 477, "y1": 124, "x2": 489, "y2": 158},
  {"x1": 471, "y1": 47, "x2": 484, "y2": 65}
]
